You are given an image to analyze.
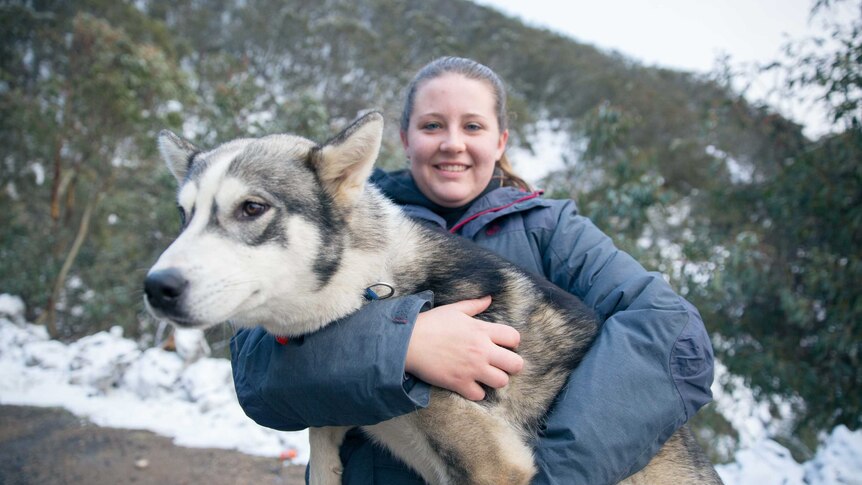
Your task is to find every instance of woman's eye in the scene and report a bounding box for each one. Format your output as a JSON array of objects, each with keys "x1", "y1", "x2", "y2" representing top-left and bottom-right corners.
[
  {"x1": 465, "y1": 122, "x2": 482, "y2": 131},
  {"x1": 240, "y1": 201, "x2": 269, "y2": 218},
  {"x1": 422, "y1": 122, "x2": 441, "y2": 130}
]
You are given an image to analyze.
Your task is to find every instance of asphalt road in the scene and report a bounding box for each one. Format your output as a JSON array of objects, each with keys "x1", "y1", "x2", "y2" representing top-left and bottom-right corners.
[{"x1": 0, "y1": 405, "x2": 306, "y2": 485}]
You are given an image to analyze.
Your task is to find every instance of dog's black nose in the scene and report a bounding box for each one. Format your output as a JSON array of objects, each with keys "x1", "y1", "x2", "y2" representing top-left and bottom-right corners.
[{"x1": 144, "y1": 269, "x2": 188, "y2": 313}]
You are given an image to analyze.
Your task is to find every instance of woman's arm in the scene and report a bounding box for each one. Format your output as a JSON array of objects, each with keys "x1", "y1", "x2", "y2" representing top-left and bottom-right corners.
[
  {"x1": 230, "y1": 294, "x2": 433, "y2": 431},
  {"x1": 230, "y1": 292, "x2": 524, "y2": 431},
  {"x1": 532, "y1": 202, "x2": 714, "y2": 484}
]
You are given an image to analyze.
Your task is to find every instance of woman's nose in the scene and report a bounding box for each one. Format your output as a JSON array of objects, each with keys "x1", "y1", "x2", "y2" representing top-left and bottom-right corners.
[{"x1": 440, "y1": 129, "x2": 466, "y2": 153}]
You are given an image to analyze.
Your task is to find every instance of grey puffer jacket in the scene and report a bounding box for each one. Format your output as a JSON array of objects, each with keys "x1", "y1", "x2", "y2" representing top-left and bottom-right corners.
[{"x1": 230, "y1": 169, "x2": 714, "y2": 484}]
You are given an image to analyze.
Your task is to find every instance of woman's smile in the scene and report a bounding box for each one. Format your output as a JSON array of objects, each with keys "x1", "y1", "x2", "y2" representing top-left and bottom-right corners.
[{"x1": 435, "y1": 163, "x2": 469, "y2": 173}]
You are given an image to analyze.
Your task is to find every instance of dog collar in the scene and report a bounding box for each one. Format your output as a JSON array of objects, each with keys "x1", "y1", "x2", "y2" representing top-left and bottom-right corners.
[
  {"x1": 276, "y1": 283, "x2": 395, "y2": 346},
  {"x1": 364, "y1": 283, "x2": 394, "y2": 301}
]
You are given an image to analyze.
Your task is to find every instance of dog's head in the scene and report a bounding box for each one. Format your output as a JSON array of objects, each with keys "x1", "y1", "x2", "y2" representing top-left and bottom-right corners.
[{"x1": 144, "y1": 112, "x2": 384, "y2": 334}]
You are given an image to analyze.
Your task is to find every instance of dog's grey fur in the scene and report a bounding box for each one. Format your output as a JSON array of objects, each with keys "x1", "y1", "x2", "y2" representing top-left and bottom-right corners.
[{"x1": 145, "y1": 112, "x2": 722, "y2": 485}]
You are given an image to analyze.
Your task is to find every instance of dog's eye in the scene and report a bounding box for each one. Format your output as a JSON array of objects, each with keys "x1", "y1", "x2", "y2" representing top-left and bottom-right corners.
[
  {"x1": 240, "y1": 201, "x2": 269, "y2": 219},
  {"x1": 177, "y1": 206, "x2": 187, "y2": 226}
]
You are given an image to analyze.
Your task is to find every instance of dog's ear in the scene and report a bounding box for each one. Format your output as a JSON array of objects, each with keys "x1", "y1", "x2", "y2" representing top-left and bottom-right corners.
[
  {"x1": 312, "y1": 111, "x2": 383, "y2": 207},
  {"x1": 158, "y1": 130, "x2": 200, "y2": 184}
]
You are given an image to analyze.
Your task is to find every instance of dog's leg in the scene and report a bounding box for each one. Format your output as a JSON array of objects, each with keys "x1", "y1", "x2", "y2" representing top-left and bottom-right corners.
[
  {"x1": 363, "y1": 394, "x2": 535, "y2": 485},
  {"x1": 618, "y1": 426, "x2": 723, "y2": 485},
  {"x1": 417, "y1": 390, "x2": 536, "y2": 485},
  {"x1": 308, "y1": 426, "x2": 350, "y2": 485},
  {"x1": 363, "y1": 415, "x2": 451, "y2": 484}
]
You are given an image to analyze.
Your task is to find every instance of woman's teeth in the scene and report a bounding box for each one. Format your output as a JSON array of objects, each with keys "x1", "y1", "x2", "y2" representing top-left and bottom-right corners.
[{"x1": 437, "y1": 164, "x2": 467, "y2": 172}]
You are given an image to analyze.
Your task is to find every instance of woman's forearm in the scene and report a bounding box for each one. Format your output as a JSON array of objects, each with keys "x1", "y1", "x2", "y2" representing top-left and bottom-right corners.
[{"x1": 230, "y1": 294, "x2": 433, "y2": 430}]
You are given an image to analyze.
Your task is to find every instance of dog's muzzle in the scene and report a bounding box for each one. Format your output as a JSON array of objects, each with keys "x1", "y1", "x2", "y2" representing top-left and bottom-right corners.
[{"x1": 144, "y1": 268, "x2": 188, "y2": 319}]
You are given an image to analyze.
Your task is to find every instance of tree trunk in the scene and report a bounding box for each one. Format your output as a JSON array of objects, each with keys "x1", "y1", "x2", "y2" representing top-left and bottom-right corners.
[
  {"x1": 49, "y1": 136, "x2": 63, "y2": 223},
  {"x1": 40, "y1": 193, "x2": 99, "y2": 338}
]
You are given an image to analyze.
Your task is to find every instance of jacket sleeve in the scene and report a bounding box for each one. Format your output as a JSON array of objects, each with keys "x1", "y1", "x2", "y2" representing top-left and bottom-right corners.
[
  {"x1": 230, "y1": 293, "x2": 433, "y2": 432},
  {"x1": 533, "y1": 201, "x2": 714, "y2": 484}
]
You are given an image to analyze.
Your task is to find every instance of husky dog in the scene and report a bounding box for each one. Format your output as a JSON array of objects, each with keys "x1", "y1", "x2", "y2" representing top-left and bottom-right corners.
[{"x1": 145, "y1": 112, "x2": 722, "y2": 485}]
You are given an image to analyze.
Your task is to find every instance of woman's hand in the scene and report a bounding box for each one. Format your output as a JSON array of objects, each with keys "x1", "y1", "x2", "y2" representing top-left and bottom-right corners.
[{"x1": 405, "y1": 296, "x2": 524, "y2": 401}]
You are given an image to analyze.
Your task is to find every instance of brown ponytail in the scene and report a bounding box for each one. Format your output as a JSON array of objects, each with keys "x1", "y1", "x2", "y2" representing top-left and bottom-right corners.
[{"x1": 496, "y1": 155, "x2": 532, "y2": 192}]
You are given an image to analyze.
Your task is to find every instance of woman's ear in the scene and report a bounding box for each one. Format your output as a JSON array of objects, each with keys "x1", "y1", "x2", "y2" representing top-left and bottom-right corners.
[
  {"x1": 496, "y1": 129, "x2": 510, "y2": 160},
  {"x1": 401, "y1": 130, "x2": 413, "y2": 163}
]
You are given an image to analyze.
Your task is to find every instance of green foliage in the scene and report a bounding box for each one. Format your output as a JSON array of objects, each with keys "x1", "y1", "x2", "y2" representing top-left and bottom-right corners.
[
  {"x1": 543, "y1": 102, "x2": 678, "y2": 271},
  {"x1": 1, "y1": 1, "x2": 187, "y2": 338},
  {"x1": 773, "y1": 0, "x2": 862, "y2": 128},
  {"x1": 695, "y1": 128, "x2": 862, "y2": 440},
  {"x1": 539, "y1": 1, "x2": 862, "y2": 444},
  {"x1": 682, "y1": 1, "x2": 862, "y2": 443}
]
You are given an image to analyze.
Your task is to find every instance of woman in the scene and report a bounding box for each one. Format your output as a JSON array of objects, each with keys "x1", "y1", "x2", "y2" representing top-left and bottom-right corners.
[{"x1": 231, "y1": 57, "x2": 714, "y2": 484}]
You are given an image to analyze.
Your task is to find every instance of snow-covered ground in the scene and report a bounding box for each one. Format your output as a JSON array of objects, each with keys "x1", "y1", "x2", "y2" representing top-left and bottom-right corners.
[
  {"x1": 0, "y1": 293, "x2": 310, "y2": 463},
  {"x1": 1, "y1": 293, "x2": 860, "y2": 483}
]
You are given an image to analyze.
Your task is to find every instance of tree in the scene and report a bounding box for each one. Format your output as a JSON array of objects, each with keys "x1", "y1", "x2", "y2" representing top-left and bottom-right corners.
[
  {"x1": 543, "y1": 101, "x2": 676, "y2": 266},
  {"x1": 687, "y1": 0, "x2": 862, "y2": 452},
  {"x1": 0, "y1": 2, "x2": 187, "y2": 338}
]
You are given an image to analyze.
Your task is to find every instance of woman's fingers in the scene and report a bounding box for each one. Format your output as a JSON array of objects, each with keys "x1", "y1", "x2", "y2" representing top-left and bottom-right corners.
[
  {"x1": 488, "y1": 341, "x2": 524, "y2": 376},
  {"x1": 456, "y1": 382, "x2": 487, "y2": 401},
  {"x1": 478, "y1": 364, "x2": 512, "y2": 390},
  {"x1": 448, "y1": 295, "x2": 493, "y2": 316},
  {"x1": 404, "y1": 296, "x2": 524, "y2": 401},
  {"x1": 483, "y1": 319, "x2": 521, "y2": 350}
]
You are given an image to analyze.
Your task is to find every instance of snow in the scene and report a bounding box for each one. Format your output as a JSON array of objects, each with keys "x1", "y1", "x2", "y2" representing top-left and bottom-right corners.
[
  {"x1": 0, "y1": 294, "x2": 309, "y2": 463},
  {"x1": 706, "y1": 144, "x2": 757, "y2": 184},
  {"x1": 509, "y1": 119, "x2": 573, "y2": 186},
  {"x1": 718, "y1": 439, "x2": 807, "y2": 485},
  {"x1": 715, "y1": 430, "x2": 862, "y2": 485},
  {"x1": 711, "y1": 361, "x2": 798, "y2": 449},
  {"x1": 1, "y1": 292, "x2": 860, "y2": 482},
  {"x1": 804, "y1": 426, "x2": 862, "y2": 485},
  {"x1": 706, "y1": 362, "x2": 862, "y2": 484}
]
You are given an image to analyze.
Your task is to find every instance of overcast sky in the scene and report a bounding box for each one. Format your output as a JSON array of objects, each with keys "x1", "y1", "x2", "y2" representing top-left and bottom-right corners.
[
  {"x1": 475, "y1": 0, "x2": 850, "y2": 136},
  {"x1": 476, "y1": 0, "x2": 823, "y2": 73}
]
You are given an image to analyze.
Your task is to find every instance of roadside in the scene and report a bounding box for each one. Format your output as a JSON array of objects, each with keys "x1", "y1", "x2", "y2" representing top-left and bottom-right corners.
[{"x1": 0, "y1": 405, "x2": 306, "y2": 485}]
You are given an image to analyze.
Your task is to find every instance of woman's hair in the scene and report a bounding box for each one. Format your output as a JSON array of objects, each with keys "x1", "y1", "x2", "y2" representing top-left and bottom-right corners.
[{"x1": 400, "y1": 56, "x2": 532, "y2": 192}]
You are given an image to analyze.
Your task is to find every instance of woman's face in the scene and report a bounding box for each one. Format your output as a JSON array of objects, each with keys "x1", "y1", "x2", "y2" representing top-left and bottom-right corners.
[{"x1": 402, "y1": 73, "x2": 509, "y2": 208}]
